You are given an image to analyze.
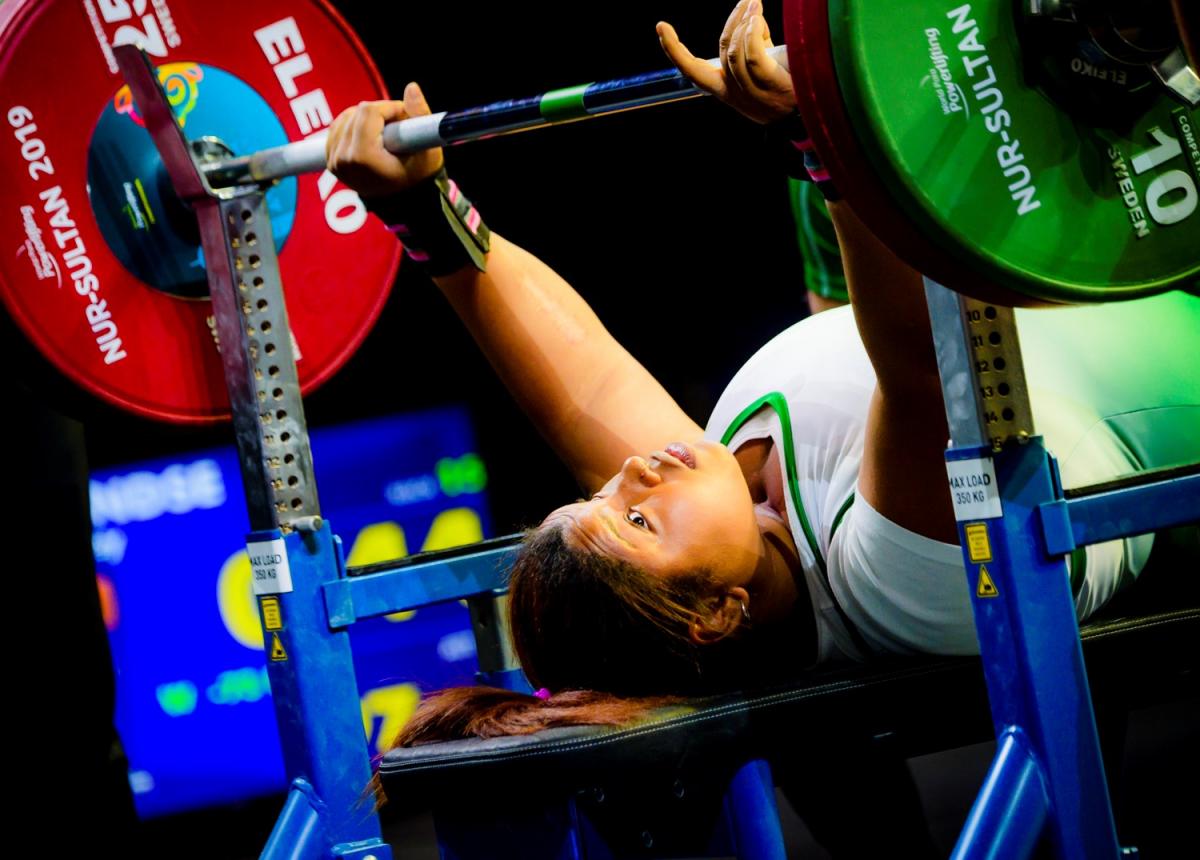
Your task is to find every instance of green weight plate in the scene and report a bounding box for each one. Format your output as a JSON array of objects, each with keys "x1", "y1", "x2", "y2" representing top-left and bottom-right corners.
[{"x1": 828, "y1": 0, "x2": 1200, "y2": 303}]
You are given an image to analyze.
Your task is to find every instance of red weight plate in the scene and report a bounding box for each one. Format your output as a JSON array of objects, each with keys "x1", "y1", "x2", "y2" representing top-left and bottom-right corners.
[
  {"x1": 0, "y1": 0, "x2": 401, "y2": 423},
  {"x1": 784, "y1": 0, "x2": 1033, "y2": 305}
]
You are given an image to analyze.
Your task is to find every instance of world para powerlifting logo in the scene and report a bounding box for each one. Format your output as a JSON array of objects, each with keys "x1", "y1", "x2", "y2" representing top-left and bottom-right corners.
[
  {"x1": 18, "y1": 203, "x2": 63, "y2": 287},
  {"x1": 924, "y1": 26, "x2": 970, "y2": 118}
]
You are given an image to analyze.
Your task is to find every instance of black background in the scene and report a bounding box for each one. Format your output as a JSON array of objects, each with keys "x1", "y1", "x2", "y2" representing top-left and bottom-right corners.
[
  {"x1": 15, "y1": 3, "x2": 1194, "y2": 856},
  {"x1": 81, "y1": 0, "x2": 809, "y2": 534}
]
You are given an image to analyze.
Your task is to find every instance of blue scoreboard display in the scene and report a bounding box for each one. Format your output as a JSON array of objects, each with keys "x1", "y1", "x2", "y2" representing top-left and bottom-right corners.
[{"x1": 90, "y1": 408, "x2": 492, "y2": 818}]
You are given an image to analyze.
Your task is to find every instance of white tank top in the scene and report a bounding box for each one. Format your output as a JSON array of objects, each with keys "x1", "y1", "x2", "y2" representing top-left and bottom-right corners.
[
  {"x1": 703, "y1": 303, "x2": 1174, "y2": 660},
  {"x1": 705, "y1": 308, "x2": 872, "y2": 662}
]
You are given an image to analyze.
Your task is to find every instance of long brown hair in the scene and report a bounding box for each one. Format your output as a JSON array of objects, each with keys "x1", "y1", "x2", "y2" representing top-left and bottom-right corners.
[
  {"x1": 388, "y1": 525, "x2": 782, "y2": 753},
  {"x1": 509, "y1": 524, "x2": 743, "y2": 697}
]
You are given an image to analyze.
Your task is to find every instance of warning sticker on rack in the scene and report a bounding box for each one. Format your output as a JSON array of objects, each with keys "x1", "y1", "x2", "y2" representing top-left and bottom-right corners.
[
  {"x1": 946, "y1": 458, "x2": 1002, "y2": 521},
  {"x1": 976, "y1": 566, "x2": 999, "y2": 598},
  {"x1": 248, "y1": 538, "x2": 294, "y2": 595},
  {"x1": 964, "y1": 523, "x2": 993, "y2": 563},
  {"x1": 260, "y1": 596, "x2": 283, "y2": 630},
  {"x1": 269, "y1": 632, "x2": 289, "y2": 661}
]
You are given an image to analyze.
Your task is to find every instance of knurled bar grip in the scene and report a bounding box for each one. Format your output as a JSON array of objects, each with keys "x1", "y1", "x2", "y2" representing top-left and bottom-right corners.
[{"x1": 204, "y1": 46, "x2": 791, "y2": 187}]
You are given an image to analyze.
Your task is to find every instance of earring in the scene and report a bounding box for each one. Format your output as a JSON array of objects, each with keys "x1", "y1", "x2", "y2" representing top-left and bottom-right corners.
[{"x1": 739, "y1": 601, "x2": 751, "y2": 623}]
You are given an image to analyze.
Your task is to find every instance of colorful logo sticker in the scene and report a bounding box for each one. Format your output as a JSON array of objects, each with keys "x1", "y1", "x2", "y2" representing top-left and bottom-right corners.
[{"x1": 113, "y1": 63, "x2": 206, "y2": 128}]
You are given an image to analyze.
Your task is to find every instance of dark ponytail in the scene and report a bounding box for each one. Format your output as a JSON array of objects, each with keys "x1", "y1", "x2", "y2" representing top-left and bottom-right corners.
[
  {"x1": 395, "y1": 685, "x2": 682, "y2": 746},
  {"x1": 369, "y1": 684, "x2": 683, "y2": 809}
]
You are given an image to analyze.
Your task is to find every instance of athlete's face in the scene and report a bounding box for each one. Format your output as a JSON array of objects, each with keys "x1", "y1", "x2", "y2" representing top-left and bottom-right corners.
[{"x1": 542, "y1": 440, "x2": 762, "y2": 587}]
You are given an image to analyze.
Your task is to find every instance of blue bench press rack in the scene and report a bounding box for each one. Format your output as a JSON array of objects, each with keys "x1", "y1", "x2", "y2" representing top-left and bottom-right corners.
[{"x1": 113, "y1": 44, "x2": 1199, "y2": 860}]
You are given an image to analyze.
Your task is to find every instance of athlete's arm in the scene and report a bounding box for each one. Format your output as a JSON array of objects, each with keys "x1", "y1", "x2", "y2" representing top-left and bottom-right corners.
[{"x1": 327, "y1": 89, "x2": 701, "y2": 494}]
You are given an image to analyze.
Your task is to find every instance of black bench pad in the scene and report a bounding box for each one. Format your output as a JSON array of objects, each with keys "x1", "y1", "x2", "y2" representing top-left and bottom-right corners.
[{"x1": 380, "y1": 607, "x2": 1199, "y2": 803}]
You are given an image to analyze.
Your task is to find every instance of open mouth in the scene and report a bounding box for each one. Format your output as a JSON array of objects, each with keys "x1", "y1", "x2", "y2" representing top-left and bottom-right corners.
[{"x1": 663, "y1": 442, "x2": 696, "y2": 469}]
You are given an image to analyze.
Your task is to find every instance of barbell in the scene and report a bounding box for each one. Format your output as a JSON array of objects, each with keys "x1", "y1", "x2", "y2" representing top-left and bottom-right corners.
[{"x1": 0, "y1": 0, "x2": 1196, "y2": 422}]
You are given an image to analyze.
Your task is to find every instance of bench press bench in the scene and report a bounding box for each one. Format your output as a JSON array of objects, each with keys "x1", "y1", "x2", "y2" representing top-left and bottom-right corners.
[{"x1": 378, "y1": 538, "x2": 1198, "y2": 859}]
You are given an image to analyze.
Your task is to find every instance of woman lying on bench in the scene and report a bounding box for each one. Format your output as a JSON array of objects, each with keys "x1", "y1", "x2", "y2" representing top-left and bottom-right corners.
[{"x1": 327, "y1": 1, "x2": 1199, "y2": 744}]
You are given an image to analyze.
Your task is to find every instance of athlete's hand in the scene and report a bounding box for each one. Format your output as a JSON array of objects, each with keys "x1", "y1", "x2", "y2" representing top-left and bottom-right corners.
[
  {"x1": 657, "y1": 0, "x2": 796, "y2": 125},
  {"x1": 326, "y1": 82, "x2": 444, "y2": 198}
]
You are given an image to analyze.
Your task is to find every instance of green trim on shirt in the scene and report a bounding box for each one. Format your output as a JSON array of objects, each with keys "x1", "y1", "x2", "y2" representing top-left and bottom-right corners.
[
  {"x1": 830, "y1": 493, "x2": 856, "y2": 541},
  {"x1": 720, "y1": 391, "x2": 826, "y2": 571},
  {"x1": 1068, "y1": 546, "x2": 1088, "y2": 598},
  {"x1": 720, "y1": 390, "x2": 869, "y2": 655}
]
